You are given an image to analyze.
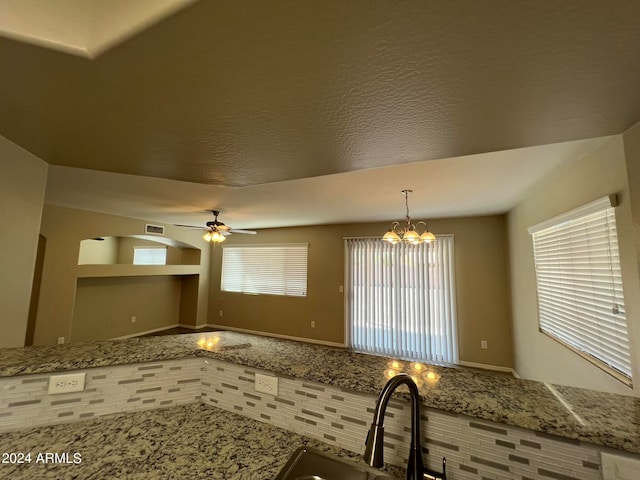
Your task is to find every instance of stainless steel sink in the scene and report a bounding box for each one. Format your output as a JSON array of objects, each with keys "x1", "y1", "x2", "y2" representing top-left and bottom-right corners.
[{"x1": 275, "y1": 447, "x2": 396, "y2": 480}]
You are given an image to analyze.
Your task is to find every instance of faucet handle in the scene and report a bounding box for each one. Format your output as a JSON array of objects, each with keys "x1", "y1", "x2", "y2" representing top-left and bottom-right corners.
[
  {"x1": 363, "y1": 423, "x2": 385, "y2": 468},
  {"x1": 422, "y1": 457, "x2": 446, "y2": 480}
]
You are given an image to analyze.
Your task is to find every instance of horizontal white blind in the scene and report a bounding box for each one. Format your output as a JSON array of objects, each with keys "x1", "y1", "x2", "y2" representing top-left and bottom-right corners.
[
  {"x1": 133, "y1": 247, "x2": 167, "y2": 265},
  {"x1": 221, "y1": 244, "x2": 308, "y2": 297},
  {"x1": 528, "y1": 195, "x2": 617, "y2": 234},
  {"x1": 346, "y1": 236, "x2": 458, "y2": 364},
  {"x1": 531, "y1": 205, "x2": 631, "y2": 382}
]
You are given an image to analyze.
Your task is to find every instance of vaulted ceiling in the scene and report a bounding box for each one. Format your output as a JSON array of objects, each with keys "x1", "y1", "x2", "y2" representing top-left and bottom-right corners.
[{"x1": 2, "y1": 1, "x2": 639, "y2": 228}]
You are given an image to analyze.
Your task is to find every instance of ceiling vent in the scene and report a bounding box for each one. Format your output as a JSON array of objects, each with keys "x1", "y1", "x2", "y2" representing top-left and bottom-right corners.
[{"x1": 145, "y1": 224, "x2": 165, "y2": 235}]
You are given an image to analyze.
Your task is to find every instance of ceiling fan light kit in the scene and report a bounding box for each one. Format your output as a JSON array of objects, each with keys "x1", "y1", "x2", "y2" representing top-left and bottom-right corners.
[
  {"x1": 203, "y1": 230, "x2": 226, "y2": 243},
  {"x1": 174, "y1": 210, "x2": 256, "y2": 243},
  {"x1": 383, "y1": 190, "x2": 436, "y2": 245}
]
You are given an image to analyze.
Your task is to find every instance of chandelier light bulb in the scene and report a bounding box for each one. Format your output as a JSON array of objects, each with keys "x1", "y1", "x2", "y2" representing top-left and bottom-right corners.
[
  {"x1": 403, "y1": 229, "x2": 420, "y2": 244},
  {"x1": 383, "y1": 229, "x2": 401, "y2": 244},
  {"x1": 420, "y1": 230, "x2": 436, "y2": 243}
]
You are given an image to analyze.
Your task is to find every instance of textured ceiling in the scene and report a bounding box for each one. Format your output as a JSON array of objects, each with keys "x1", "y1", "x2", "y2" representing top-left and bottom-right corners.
[
  {"x1": 2, "y1": 1, "x2": 640, "y2": 227},
  {"x1": 44, "y1": 137, "x2": 610, "y2": 229}
]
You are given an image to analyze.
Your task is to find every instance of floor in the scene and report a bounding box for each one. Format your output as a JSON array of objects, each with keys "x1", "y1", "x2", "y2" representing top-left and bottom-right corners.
[
  {"x1": 140, "y1": 326, "x2": 222, "y2": 337},
  {"x1": 139, "y1": 328, "x2": 514, "y2": 377}
]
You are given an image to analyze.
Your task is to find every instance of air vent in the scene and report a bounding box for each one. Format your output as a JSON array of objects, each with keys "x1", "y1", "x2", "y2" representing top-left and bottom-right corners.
[{"x1": 145, "y1": 224, "x2": 165, "y2": 235}]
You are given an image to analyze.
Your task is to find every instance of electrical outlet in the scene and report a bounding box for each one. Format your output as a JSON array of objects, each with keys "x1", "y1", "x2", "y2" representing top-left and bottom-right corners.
[
  {"x1": 57, "y1": 337, "x2": 65, "y2": 345},
  {"x1": 219, "y1": 310, "x2": 223, "y2": 317},
  {"x1": 311, "y1": 320, "x2": 316, "y2": 328},
  {"x1": 481, "y1": 340, "x2": 488, "y2": 349},
  {"x1": 602, "y1": 452, "x2": 640, "y2": 480},
  {"x1": 338, "y1": 285, "x2": 344, "y2": 293},
  {"x1": 255, "y1": 373, "x2": 278, "y2": 396},
  {"x1": 131, "y1": 316, "x2": 136, "y2": 323},
  {"x1": 48, "y1": 373, "x2": 86, "y2": 394}
]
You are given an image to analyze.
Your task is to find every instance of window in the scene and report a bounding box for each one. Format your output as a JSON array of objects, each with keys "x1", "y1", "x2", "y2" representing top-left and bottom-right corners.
[
  {"x1": 346, "y1": 236, "x2": 458, "y2": 364},
  {"x1": 528, "y1": 195, "x2": 631, "y2": 385},
  {"x1": 133, "y1": 246, "x2": 167, "y2": 265},
  {"x1": 221, "y1": 244, "x2": 308, "y2": 297}
]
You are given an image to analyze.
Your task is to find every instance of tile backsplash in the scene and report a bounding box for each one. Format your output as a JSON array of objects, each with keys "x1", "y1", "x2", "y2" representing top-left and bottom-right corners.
[
  {"x1": 0, "y1": 358, "x2": 200, "y2": 431},
  {"x1": 201, "y1": 359, "x2": 603, "y2": 480},
  {"x1": 0, "y1": 358, "x2": 615, "y2": 479}
]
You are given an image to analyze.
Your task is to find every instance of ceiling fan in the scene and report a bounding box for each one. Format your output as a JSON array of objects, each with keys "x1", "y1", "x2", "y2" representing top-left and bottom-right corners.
[{"x1": 174, "y1": 210, "x2": 256, "y2": 243}]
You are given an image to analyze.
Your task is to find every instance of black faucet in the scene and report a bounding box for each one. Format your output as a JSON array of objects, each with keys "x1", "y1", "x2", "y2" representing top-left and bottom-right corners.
[{"x1": 363, "y1": 373, "x2": 446, "y2": 480}]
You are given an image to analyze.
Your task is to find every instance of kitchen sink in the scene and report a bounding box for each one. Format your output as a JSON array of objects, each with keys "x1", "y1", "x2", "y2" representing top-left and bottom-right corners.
[{"x1": 274, "y1": 447, "x2": 396, "y2": 480}]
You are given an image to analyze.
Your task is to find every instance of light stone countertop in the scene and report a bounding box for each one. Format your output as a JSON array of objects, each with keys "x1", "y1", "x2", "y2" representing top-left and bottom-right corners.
[
  {"x1": 0, "y1": 402, "x2": 404, "y2": 479},
  {"x1": 1, "y1": 331, "x2": 639, "y2": 454}
]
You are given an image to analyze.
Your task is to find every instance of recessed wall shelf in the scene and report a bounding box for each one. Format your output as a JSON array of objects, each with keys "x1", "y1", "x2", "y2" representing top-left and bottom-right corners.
[{"x1": 77, "y1": 264, "x2": 200, "y2": 278}]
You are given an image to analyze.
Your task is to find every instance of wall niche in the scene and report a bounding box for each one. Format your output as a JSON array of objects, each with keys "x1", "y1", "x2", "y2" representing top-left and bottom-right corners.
[
  {"x1": 72, "y1": 235, "x2": 204, "y2": 342},
  {"x1": 78, "y1": 235, "x2": 201, "y2": 266}
]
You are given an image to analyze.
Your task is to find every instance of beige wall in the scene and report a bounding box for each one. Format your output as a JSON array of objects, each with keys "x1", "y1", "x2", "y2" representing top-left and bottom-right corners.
[
  {"x1": 34, "y1": 205, "x2": 211, "y2": 345},
  {"x1": 78, "y1": 237, "x2": 119, "y2": 264},
  {"x1": 72, "y1": 276, "x2": 182, "y2": 342},
  {"x1": 623, "y1": 122, "x2": 640, "y2": 290},
  {"x1": 209, "y1": 215, "x2": 513, "y2": 368},
  {"x1": 622, "y1": 122, "x2": 640, "y2": 393},
  {"x1": 508, "y1": 136, "x2": 640, "y2": 396},
  {"x1": 0, "y1": 136, "x2": 48, "y2": 348}
]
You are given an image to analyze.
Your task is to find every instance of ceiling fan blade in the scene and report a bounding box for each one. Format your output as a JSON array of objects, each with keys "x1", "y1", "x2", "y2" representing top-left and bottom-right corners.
[
  {"x1": 174, "y1": 212, "x2": 256, "y2": 235},
  {"x1": 173, "y1": 224, "x2": 205, "y2": 229}
]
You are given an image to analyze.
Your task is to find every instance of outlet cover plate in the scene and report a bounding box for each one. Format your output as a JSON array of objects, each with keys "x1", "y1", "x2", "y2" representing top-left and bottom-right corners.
[
  {"x1": 48, "y1": 373, "x2": 86, "y2": 394},
  {"x1": 602, "y1": 452, "x2": 640, "y2": 480},
  {"x1": 255, "y1": 373, "x2": 278, "y2": 396}
]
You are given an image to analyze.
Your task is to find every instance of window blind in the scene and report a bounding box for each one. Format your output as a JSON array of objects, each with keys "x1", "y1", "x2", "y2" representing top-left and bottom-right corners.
[
  {"x1": 133, "y1": 247, "x2": 167, "y2": 265},
  {"x1": 346, "y1": 236, "x2": 458, "y2": 364},
  {"x1": 221, "y1": 244, "x2": 308, "y2": 297},
  {"x1": 529, "y1": 197, "x2": 631, "y2": 384}
]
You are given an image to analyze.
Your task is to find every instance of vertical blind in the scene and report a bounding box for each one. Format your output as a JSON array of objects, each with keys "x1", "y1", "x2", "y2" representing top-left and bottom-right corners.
[
  {"x1": 221, "y1": 244, "x2": 308, "y2": 297},
  {"x1": 528, "y1": 196, "x2": 631, "y2": 383},
  {"x1": 346, "y1": 236, "x2": 458, "y2": 364}
]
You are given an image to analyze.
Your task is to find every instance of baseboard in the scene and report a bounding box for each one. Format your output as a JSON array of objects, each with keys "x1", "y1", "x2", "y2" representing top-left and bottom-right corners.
[
  {"x1": 177, "y1": 324, "x2": 211, "y2": 330},
  {"x1": 111, "y1": 324, "x2": 181, "y2": 340},
  {"x1": 458, "y1": 360, "x2": 517, "y2": 376},
  {"x1": 206, "y1": 323, "x2": 346, "y2": 348}
]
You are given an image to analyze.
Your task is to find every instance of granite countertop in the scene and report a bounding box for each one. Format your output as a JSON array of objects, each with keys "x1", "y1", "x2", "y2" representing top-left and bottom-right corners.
[
  {"x1": 0, "y1": 403, "x2": 403, "y2": 479},
  {"x1": 1, "y1": 331, "x2": 639, "y2": 454}
]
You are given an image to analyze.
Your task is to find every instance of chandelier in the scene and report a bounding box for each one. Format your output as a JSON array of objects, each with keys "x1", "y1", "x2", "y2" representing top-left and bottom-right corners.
[{"x1": 382, "y1": 189, "x2": 436, "y2": 245}]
